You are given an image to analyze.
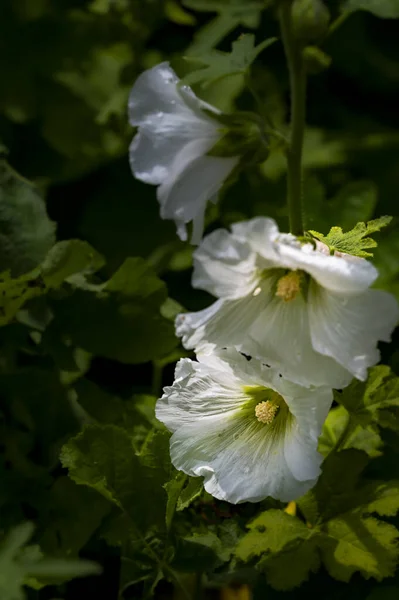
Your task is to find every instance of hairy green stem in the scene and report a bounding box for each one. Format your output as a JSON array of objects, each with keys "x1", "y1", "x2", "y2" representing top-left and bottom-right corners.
[{"x1": 279, "y1": 0, "x2": 306, "y2": 236}]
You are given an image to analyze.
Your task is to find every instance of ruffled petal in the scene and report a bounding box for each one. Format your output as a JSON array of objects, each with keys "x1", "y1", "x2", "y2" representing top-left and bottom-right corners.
[
  {"x1": 158, "y1": 143, "x2": 238, "y2": 243},
  {"x1": 309, "y1": 286, "x2": 399, "y2": 381},
  {"x1": 156, "y1": 357, "x2": 247, "y2": 432},
  {"x1": 157, "y1": 351, "x2": 326, "y2": 503},
  {"x1": 231, "y1": 217, "x2": 281, "y2": 263},
  {"x1": 192, "y1": 229, "x2": 259, "y2": 299},
  {"x1": 169, "y1": 416, "x2": 314, "y2": 503},
  {"x1": 274, "y1": 238, "x2": 378, "y2": 294}
]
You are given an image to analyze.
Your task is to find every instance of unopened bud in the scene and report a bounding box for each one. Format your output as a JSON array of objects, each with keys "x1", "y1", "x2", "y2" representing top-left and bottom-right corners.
[
  {"x1": 292, "y1": 0, "x2": 331, "y2": 43},
  {"x1": 303, "y1": 46, "x2": 331, "y2": 74}
]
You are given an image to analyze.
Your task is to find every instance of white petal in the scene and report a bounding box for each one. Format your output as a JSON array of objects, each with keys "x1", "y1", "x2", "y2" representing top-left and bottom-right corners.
[
  {"x1": 156, "y1": 357, "x2": 246, "y2": 432},
  {"x1": 283, "y1": 425, "x2": 323, "y2": 482},
  {"x1": 176, "y1": 282, "x2": 352, "y2": 388},
  {"x1": 192, "y1": 229, "x2": 259, "y2": 299},
  {"x1": 128, "y1": 62, "x2": 211, "y2": 126},
  {"x1": 281, "y1": 385, "x2": 332, "y2": 481},
  {"x1": 129, "y1": 119, "x2": 212, "y2": 186},
  {"x1": 158, "y1": 145, "x2": 238, "y2": 243},
  {"x1": 175, "y1": 289, "x2": 270, "y2": 353},
  {"x1": 169, "y1": 417, "x2": 314, "y2": 503},
  {"x1": 309, "y1": 286, "x2": 399, "y2": 381},
  {"x1": 231, "y1": 217, "x2": 281, "y2": 262},
  {"x1": 128, "y1": 63, "x2": 219, "y2": 186},
  {"x1": 248, "y1": 293, "x2": 353, "y2": 388},
  {"x1": 157, "y1": 350, "x2": 332, "y2": 503},
  {"x1": 274, "y1": 238, "x2": 378, "y2": 294}
]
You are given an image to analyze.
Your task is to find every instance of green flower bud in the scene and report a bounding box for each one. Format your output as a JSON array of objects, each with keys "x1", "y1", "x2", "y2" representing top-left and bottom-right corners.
[
  {"x1": 291, "y1": 0, "x2": 331, "y2": 43},
  {"x1": 303, "y1": 46, "x2": 331, "y2": 74},
  {"x1": 207, "y1": 112, "x2": 270, "y2": 165}
]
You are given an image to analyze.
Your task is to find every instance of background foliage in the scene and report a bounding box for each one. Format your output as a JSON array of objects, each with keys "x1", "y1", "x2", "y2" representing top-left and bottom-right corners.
[{"x1": 1, "y1": 0, "x2": 399, "y2": 598}]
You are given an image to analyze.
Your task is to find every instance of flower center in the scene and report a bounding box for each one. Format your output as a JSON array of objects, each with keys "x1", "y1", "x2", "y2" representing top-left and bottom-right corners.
[
  {"x1": 243, "y1": 386, "x2": 285, "y2": 426},
  {"x1": 275, "y1": 270, "x2": 302, "y2": 302},
  {"x1": 255, "y1": 400, "x2": 280, "y2": 424}
]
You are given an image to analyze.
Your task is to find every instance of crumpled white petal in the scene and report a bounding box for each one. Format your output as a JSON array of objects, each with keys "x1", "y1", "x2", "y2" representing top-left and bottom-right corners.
[
  {"x1": 128, "y1": 62, "x2": 239, "y2": 243},
  {"x1": 230, "y1": 217, "x2": 281, "y2": 262},
  {"x1": 192, "y1": 228, "x2": 259, "y2": 299},
  {"x1": 176, "y1": 216, "x2": 398, "y2": 386},
  {"x1": 156, "y1": 348, "x2": 333, "y2": 503}
]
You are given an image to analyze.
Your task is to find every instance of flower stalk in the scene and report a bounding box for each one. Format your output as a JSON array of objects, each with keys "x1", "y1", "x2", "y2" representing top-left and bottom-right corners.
[{"x1": 279, "y1": 0, "x2": 307, "y2": 236}]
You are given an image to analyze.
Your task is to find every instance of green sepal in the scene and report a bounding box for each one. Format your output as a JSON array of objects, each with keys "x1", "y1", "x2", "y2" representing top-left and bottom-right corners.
[{"x1": 204, "y1": 110, "x2": 270, "y2": 164}]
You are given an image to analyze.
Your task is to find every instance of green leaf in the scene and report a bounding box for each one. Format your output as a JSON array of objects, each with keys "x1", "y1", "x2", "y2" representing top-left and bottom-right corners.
[
  {"x1": 38, "y1": 477, "x2": 111, "y2": 557},
  {"x1": 52, "y1": 257, "x2": 178, "y2": 363},
  {"x1": 25, "y1": 558, "x2": 101, "y2": 580},
  {"x1": 166, "y1": 0, "x2": 197, "y2": 25},
  {"x1": 73, "y1": 378, "x2": 159, "y2": 449},
  {"x1": 320, "y1": 514, "x2": 399, "y2": 581},
  {"x1": 0, "y1": 240, "x2": 104, "y2": 326},
  {"x1": 172, "y1": 532, "x2": 227, "y2": 571},
  {"x1": 365, "y1": 481, "x2": 399, "y2": 517},
  {"x1": 177, "y1": 477, "x2": 204, "y2": 511},
  {"x1": 61, "y1": 425, "x2": 173, "y2": 534},
  {"x1": 183, "y1": 1, "x2": 267, "y2": 56},
  {"x1": 342, "y1": 0, "x2": 399, "y2": 19},
  {"x1": 165, "y1": 473, "x2": 187, "y2": 531},
  {"x1": 41, "y1": 240, "x2": 105, "y2": 287},
  {"x1": 310, "y1": 449, "x2": 370, "y2": 522},
  {"x1": 0, "y1": 367, "x2": 79, "y2": 467},
  {"x1": 236, "y1": 509, "x2": 312, "y2": 561},
  {"x1": 238, "y1": 473, "x2": 399, "y2": 590},
  {"x1": 0, "y1": 161, "x2": 55, "y2": 277},
  {"x1": 309, "y1": 215, "x2": 392, "y2": 257},
  {"x1": 258, "y1": 536, "x2": 320, "y2": 591},
  {"x1": 236, "y1": 510, "x2": 319, "y2": 590},
  {"x1": 335, "y1": 366, "x2": 399, "y2": 428},
  {"x1": 318, "y1": 405, "x2": 382, "y2": 458},
  {"x1": 184, "y1": 34, "x2": 276, "y2": 88},
  {"x1": 165, "y1": 473, "x2": 204, "y2": 529},
  {"x1": 0, "y1": 522, "x2": 100, "y2": 600}
]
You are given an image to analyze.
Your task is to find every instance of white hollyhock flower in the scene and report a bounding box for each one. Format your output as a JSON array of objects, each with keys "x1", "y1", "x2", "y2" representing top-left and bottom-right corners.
[
  {"x1": 176, "y1": 217, "x2": 398, "y2": 388},
  {"x1": 156, "y1": 348, "x2": 333, "y2": 503},
  {"x1": 128, "y1": 62, "x2": 239, "y2": 244}
]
